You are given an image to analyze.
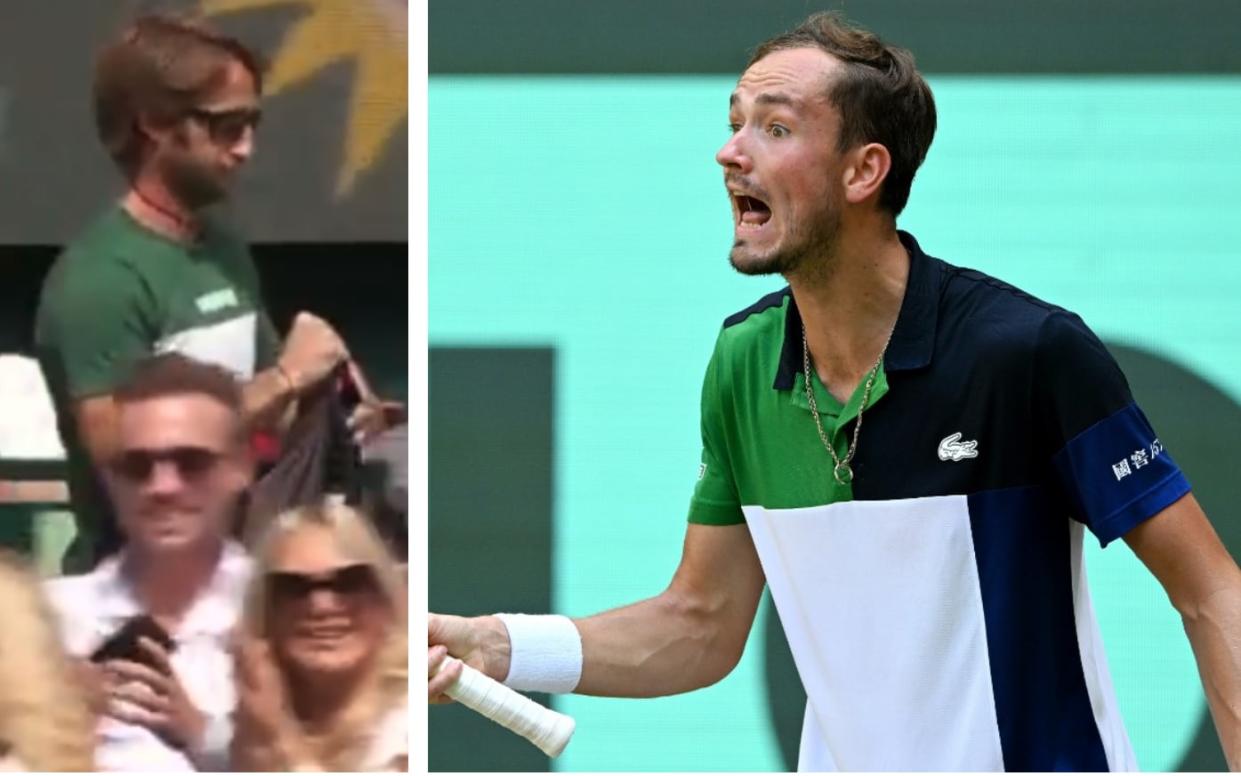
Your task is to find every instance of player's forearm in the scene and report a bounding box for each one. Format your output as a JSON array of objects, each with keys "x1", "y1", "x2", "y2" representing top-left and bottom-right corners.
[
  {"x1": 467, "y1": 590, "x2": 744, "y2": 698},
  {"x1": 442, "y1": 525, "x2": 763, "y2": 700},
  {"x1": 1180, "y1": 581, "x2": 1241, "y2": 769},
  {"x1": 573, "y1": 588, "x2": 747, "y2": 698}
]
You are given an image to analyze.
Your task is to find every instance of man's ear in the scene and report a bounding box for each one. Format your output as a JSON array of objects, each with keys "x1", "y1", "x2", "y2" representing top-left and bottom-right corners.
[
  {"x1": 841, "y1": 142, "x2": 892, "y2": 206},
  {"x1": 134, "y1": 109, "x2": 179, "y2": 154}
]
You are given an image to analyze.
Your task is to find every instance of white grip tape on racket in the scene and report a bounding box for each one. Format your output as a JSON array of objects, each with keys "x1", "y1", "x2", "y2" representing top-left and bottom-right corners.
[{"x1": 442, "y1": 662, "x2": 576, "y2": 757}]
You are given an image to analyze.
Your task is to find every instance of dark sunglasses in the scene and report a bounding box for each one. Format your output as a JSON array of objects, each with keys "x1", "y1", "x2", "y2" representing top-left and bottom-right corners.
[
  {"x1": 267, "y1": 564, "x2": 379, "y2": 601},
  {"x1": 187, "y1": 106, "x2": 262, "y2": 145},
  {"x1": 109, "y1": 446, "x2": 224, "y2": 483}
]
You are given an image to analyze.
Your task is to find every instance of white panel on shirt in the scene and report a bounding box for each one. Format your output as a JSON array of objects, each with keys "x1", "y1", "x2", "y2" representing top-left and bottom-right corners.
[
  {"x1": 1070, "y1": 520, "x2": 1139, "y2": 771},
  {"x1": 44, "y1": 542, "x2": 252, "y2": 772},
  {"x1": 154, "y1": 312, "x2": 258, "y2": 380},
  {"x1": 743, "y1": 496, "x2": 1004, "y2": 772}
]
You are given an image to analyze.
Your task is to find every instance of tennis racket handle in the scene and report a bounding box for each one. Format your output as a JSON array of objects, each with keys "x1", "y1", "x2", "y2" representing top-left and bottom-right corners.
[{"x1": 443, "y1": 662, "x2": 577, "y2": 758}]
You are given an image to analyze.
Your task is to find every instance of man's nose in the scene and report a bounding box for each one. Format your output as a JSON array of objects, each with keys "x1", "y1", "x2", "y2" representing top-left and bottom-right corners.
[{"x1": 715, "y1": 130, "x2": 752, "y2": 174}]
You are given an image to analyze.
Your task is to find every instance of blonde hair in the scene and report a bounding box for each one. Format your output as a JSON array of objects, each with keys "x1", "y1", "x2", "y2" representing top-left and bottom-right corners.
[
  {"x1": 237, "y1": 502, "x2": 407, "y2": 770},
  {"x1": 0, "y1": 551, "x2": 95, "y2": 771}
]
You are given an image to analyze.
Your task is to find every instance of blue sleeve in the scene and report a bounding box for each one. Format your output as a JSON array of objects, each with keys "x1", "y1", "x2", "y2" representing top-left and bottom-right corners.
[{"x1": 1036, "y1": 312, "x2": 1190, "y2": 547}]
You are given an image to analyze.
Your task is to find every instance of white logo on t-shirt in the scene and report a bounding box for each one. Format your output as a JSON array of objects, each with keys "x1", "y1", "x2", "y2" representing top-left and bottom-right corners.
[
  {"x1": 937, "y1": 432, "x2": 979, "y2": 462},
  {"x1": 195, "y1": 288, "x2": 239, "y2": 314}
]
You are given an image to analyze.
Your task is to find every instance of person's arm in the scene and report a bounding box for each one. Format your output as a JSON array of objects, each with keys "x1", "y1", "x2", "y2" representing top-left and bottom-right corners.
[
  {"x1": 240, "y1": 363, "x2": 300, "y2": 431},
  {"x1": 1030, "y1": 313, "x2": 1240, "y2": 760},
  {"x1": 430, "y1": 330, "x2": 758, "y2": 700},
  {"x1": 41, "y1": 258, "x2": 152, "y2": 466},
  {"x1": 430, "y1": 520, "x2": 766, "y2": 699},
  {"x1": 234, "y1": 241, "x2": 300, "y2": 433},
  {"x1": 72, "y1": 311, "x2": 348, "y2": 466},
  {"x1": 242, "y1": 311, "x2": 348, "y2": 430},
  {"x1": 1125, "y1": 493, "x2": 1241, "y2": 769},
  {"x1": 577, "y1": 521, "x2": 766, "y2": 696},
  {"x1": 74, "y1": 395, "x2": 123, "y2": 468}
]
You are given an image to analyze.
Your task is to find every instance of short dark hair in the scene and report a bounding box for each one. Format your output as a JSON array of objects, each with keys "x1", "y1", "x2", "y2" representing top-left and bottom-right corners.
[
  {"x1": 749, "y1": 12, "x2": 936, "y2": 217},
  {"x1": 115, "y1": 353, "x2": 244, "y2": 421},
  {"x1": 93, "y1": 14, "x2": 265, "y2": 177}
]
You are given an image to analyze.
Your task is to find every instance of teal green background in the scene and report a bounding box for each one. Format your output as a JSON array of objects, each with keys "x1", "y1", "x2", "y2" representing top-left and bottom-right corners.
[{"x1": 430, "y1": 76, "x2": 1241, "y2": 770}]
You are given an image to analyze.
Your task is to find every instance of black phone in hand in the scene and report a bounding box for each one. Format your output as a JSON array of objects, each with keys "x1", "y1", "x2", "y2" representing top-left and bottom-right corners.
[{"x1": 89, "y1": 615, "x2": 176, "y2": 671}]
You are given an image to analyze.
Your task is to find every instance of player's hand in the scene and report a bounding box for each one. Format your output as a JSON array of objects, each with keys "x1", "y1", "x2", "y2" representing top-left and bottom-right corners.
[
  {"x1": 277, "y1": 312, "x2": 348, "y2": 393},
  {"x1": 103, "y1": 637, "x2": 207, "y2": 753},
  {"x1": 428, "y1": 644, "x2": 462, "y2": 703},
  {"x1": 428, "y1": 613, "x2": 511, "y2": 703}
]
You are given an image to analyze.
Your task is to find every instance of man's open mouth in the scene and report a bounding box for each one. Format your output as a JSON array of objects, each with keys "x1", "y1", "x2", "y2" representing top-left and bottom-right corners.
[{"x1": 733, "y1": 193, "x2": 772, "y2": 229}]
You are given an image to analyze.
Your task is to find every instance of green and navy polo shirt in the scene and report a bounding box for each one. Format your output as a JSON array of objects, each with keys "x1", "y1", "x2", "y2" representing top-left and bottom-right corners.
[
  {"x1": 35, "y1": 206, "x2": 280, "y2": 562},
  {"x1": 689, "y1": 231, "x2": 1188, "y2": 771}
]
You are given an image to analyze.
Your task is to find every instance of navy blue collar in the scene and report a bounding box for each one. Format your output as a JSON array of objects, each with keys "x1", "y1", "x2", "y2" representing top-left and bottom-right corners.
[{"x1": 773, "y1": 231, "x2": 944, "y2": 390}]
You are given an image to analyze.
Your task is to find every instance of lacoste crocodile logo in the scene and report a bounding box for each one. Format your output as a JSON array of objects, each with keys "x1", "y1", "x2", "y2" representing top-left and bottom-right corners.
[{"x1": 938, "y1": 432, "x2": 979, "y2": 462}]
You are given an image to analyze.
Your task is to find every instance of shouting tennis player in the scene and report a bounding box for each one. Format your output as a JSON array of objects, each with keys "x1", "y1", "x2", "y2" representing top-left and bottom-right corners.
[{"x1": 429, "y1": 13, "x2": 1241, "y2": 770}]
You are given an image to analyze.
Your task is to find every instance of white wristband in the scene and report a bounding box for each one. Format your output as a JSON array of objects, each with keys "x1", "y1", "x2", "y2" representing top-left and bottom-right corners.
[{"x1": 495, "y1": 613, "x2": 583, "y2": 694}]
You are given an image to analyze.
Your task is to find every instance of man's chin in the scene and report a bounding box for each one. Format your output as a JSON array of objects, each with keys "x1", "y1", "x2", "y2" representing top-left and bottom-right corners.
[
  {"x1": 168, "y1": 172, "x2": 230, "y2": 210},
  {"x1": 729, "y1": 246, "x2": 795, "y2": 277},
  {"x1": 136, "y1": 527, "x2": 209, "y2": 553},
  {"x1": 146, "y1": 534, "x2": 199, "y2": 551}
]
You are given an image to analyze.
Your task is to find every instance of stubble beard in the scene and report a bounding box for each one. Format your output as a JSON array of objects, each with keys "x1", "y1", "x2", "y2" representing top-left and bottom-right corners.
[
  {"x1": 728, "y1": 197, "x2": 842, "y2": 278},
  {"x1": 161, "y1": 134, "x2": 229, "y2": 211}
]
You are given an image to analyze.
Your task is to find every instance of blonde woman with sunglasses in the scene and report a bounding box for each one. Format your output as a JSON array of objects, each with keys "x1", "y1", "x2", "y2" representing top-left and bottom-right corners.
[{"x1": 232, "y1": 502, "x2": 407, "y2": 771}]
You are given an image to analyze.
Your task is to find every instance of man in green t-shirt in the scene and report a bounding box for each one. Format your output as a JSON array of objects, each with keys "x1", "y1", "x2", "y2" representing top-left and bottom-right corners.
[{"x1": 35, "y1": 16, "x2": 381, "y2": 569}]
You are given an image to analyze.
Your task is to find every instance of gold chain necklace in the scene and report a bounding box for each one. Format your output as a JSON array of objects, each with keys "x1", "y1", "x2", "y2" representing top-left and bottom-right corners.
[{"x1": 801, "y1": 324, "x2": 893, "y2": 485}]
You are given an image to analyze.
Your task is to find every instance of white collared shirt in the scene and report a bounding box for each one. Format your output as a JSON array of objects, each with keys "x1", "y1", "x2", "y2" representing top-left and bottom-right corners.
[{"x1": 44, "y1": 541, "x2": 252, "y2": 772}]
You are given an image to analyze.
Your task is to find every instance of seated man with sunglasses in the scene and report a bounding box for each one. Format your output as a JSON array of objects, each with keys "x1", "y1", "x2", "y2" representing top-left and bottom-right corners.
[
  {"x1": 34, "y1": 14, "x2": 363, "y2": 572},
  {"x1": 44, "y1": 354, "x2": 256, "y2": 771}
]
